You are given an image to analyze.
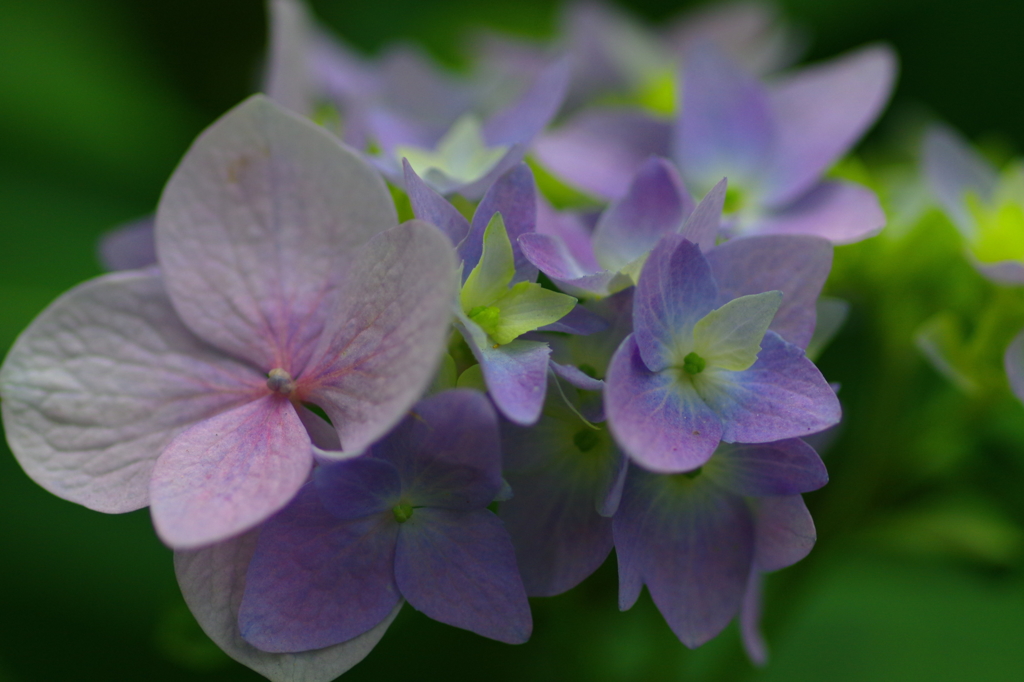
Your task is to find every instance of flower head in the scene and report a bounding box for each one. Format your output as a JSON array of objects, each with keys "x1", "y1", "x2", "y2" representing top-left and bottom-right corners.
[
  {"x1": 0, "y1": 95, "x2": 457, "y2": 549},
  {"x1": 605, "y1": 236, "x2": 840, "y2": 473},
  {"x1": 534, "y1": 43, "x2": 895, "y2": 244}
]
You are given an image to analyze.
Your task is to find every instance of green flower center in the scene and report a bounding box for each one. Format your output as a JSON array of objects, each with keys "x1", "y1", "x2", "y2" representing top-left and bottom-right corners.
[
  {"x1": 682, "y1": 352, "x2": 706, "y2": 375},
  {"x1": 573, "y1": 428, "x2": 601, "y2": 453},
  {"x1": 392, "y1": 503, "x2": 414, "y2": 523}
]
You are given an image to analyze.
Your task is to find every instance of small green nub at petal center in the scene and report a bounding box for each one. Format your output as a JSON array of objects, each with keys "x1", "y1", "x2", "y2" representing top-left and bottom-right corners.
[
  {"x1": 682, "y1": 352, "x2": 706, "y2": 375},
  {"x1": 266, "y1": 368, "x2": 296, "y2": 394},
  {"x1": 393, "y1": 503, "x2": 414, "y2": 523},
  {"x1": 573, "y1": 428, "x2": 601, "y2": 453},
  {"x1": 468, "y1": 305, "x2": 501, "y2": 334}
]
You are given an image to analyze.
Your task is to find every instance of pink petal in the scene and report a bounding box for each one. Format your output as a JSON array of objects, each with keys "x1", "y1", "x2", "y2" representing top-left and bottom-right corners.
[
  {"x1": 0, "y1": 270, "x2": 263, "y2": 514},
  {"x1": 302, "y1": 221, "x2": 457, "y2": 453},
  {"x1": 156, "y1": 95, "x2": 398, "y2": 374},
  {"x1": 150, "y1": 395, "x2": 313, "y2": 549}
]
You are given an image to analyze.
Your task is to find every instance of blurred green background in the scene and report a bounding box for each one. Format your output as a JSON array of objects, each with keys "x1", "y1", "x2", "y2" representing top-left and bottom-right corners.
[{"x1": 3, "y1": 0, "x2": 1024, "y2": 680}]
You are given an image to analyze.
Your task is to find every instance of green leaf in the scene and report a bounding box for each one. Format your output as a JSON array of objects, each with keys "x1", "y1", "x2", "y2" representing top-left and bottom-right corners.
[
  {"x1": 691, "y1": 291, "x2": 782, "y2": 371},
  {"x1": 487, "y1": 281, "x2": 577, "y2": 345},
  {"x1": 461, "y1": 213, "x2": 516, "y2": 312}
]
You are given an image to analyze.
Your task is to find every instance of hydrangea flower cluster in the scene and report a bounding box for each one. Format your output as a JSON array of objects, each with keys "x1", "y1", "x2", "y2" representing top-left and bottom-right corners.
[{"x1": 0, "y1": 1, "x2": 901, "y2": 680}]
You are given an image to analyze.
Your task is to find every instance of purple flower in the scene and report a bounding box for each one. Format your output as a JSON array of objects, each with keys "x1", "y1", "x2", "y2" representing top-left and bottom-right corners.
[
  {"x1": 233, "y1": 390, "x2": 532, "y2": 652},
  {"x1": 499, "y1": 380, "x2": 625, "y2": 596},
  {"x1": 605, "y1": 236, "x2": 840, "y2": 473},
  {"x1": 0, "y1": 95, "x2": 456, "y2": 549},
  {"x1": 265, "y1": 0, "x2": 568, "y2": 199},
  {"x1": 614, "y1": 438, "x2": 825, "y2": 648},
  {"x1": 470, "y1": 1, "x2": 801, "y2": 116},
  {"x1": 535, "y1": 44, "x2": 895, "y2": 244}
]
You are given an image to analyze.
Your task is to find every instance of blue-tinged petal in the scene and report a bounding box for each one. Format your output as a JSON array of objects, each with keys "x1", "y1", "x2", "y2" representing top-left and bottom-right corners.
[
  {"x1": 175, "y1": 528, "x2": 399, "y2": 682},
  {"x1": 403, "y1": 160, "x2": 471, "y2": 247},
  {"x1": 707, "y1": 234, "x2": 832, "y2": 349},
  {"x1": 519, "y1": 232, "x2": 592, "y2": 281},
  {"x1": 550, "y1": 360, "x2": 605, "y2": 391},
  {"x1": 238, "y1": 487, "x2": 401, "y2": 652},
  {"x1": 462, "y1": 163, "x2": 538, "y2": 283},
  {"x1": 761, "y1": 45, "x2": 897, "y2": 206},
  {"x1": 372, "y1": 390, "x2": 503, "y2": 510},
  {"x1": 606, "y1": 336, "x2": 722, "y2": 473},
  {"x1": 751, "y1": 494, "x2": 816, "y2": 572},
  {"x1": 753, "y1": 180, "x2": 885, "y2": 244},
  {"x1": 923, "y1": 125, "x2": 998, "y2": 237},
  {"x1": 633, "y1": 236, "x2": 718, "y2": 372},
  {"x1": 739, "y1": 570, "x2": 768, "y2": 666},
  {"x1": 533, "y1": 108, "x2": 673, "y2": 199},
  {"x1": 535, "y1": 196, "x2": 601, "y2": 272},
  {"x1": 679, "y1": 179, "x2": 727, "y2": 252},
  {"x1": 518, "y1": 231, "x2": 626, "y2": 298},
  {"x1": 314, "y1": 457, "x2": 403, "y2": 521},
  {"x1": 459, "y1": 317, "x2": 551, "y2": 425},
  {"x1": 613, "y1": 467, "x2": 755, "y2": 648},
  {"x1": 156, "y1": 95, "x2": 398, "y2": 373},
  {"x1": 150, "y1": 395, "x2": 313, "y2": 549},
  {"x1": 500, "y1": 401, "x2": 622, "y2": 596},
  {"x1": 1005, "y1": 328, "x2": 1024, "y2": 404},
  {"x1": 97, "y1": 215, "x2": 156, "y2": 271},
  {"x1": 0, "y1": 270, "x2": 264, "y2": 514},
  {"x1": 395, "y1": 508, "x2": 532, "y2": 643},
  {"x1": 484, "y1": 58, "x2": 570, "y2": 147},
  {"x1": 707, "y1": 439, "x2": 827, "y2": 497},
  {"x1": 674, "y1": 45, "x2": 774, "y2": 194},
  {"x1": 592, "y1": 157, "x2": 694, "y2": 272},
  {"x1": 697, "y1": 332, "x2": 841, "y2": 444}
]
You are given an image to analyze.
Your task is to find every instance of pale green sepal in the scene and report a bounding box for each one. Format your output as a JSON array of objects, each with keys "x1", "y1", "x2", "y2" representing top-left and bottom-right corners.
[
  {"x1": 460, "y1": 213, "x2": 515, "y2": 313},
  {"x1": 396, "y1": 115, "x2": 508, "y2": 185},
  {"x1": 619, "y1": 252, "x2": 649, "y2": 287},
  {"x1": 692, "y1": 291, "x2": 783, "y2": 371},
  {"x1": 486, "y1": 282, "x2": 577, "y2": 345},
  {"x1": 456, "y1": 363, "x2": 487, "y2": 392}
]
